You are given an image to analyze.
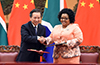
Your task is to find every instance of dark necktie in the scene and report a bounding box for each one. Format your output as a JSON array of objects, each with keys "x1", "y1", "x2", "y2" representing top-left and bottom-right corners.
[{"x1": 35, "y1": 26, "x2": 37, "y2": 34}]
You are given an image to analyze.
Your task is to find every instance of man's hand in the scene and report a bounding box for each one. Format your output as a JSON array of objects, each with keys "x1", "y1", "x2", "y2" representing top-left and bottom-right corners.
[
  {"x1": 38, "y1": 36, "x2": 46, "y2": 44},
  {"x1": 38, "y1": 50, "x2": 43, "y2": 55}
]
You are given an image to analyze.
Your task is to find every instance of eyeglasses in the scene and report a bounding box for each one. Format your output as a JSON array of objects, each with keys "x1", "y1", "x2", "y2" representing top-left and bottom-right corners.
[{"x1": 60, "y1": 17, "x2": 69, "y2": 20}]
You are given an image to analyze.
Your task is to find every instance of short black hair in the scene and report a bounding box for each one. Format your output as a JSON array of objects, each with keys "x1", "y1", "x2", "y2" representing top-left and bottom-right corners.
[
  {"x1": 30, "y1": 9, "x2": 42, "y2": 17},
  {"x1": 58, "y1": 8, "x2": 75, "y2": 23}
]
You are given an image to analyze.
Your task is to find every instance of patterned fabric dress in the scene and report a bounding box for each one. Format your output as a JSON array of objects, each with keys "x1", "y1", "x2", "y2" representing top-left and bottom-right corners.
[{"x1": 47, "y1": 23, "x2": 83, "y2": 64}]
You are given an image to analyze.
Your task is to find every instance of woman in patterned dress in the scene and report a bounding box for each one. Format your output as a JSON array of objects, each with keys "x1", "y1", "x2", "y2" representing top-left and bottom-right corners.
[{"x1": 46, "y1": 8, "x2": 83, "y2": 64}]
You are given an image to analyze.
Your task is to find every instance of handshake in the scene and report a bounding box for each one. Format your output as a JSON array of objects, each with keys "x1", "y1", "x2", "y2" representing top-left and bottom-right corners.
[
  {"x1": 38, "y1": 36, "x2": 69, "y2": 46},
  {"x1": 38, "y1": 36, "x2": 53, "y2": 45},
  {"x1": 38, "y1": 36, "x2": 48, "y2": 45}
]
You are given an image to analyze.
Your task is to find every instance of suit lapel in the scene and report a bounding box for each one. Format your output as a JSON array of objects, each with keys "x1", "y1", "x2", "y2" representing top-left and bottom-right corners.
[
  {"x1": 28, "y1": 21, "x2": 36, "y2": 35},
  {"x1": 37, "y1": 24, "x2": 42, "y2": 35}
]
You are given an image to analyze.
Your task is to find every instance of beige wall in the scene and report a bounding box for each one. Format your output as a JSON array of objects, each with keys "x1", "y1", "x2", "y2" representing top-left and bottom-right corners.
[
  {"x1": 66, "y1": 0, "x2": 77, "y2": 10},
  {"x1": 5, "y1": 13, "x2": 11, "y2": 23},
  {"x1": 5, "y1": 0, "x2": 77, "y2": 23}
]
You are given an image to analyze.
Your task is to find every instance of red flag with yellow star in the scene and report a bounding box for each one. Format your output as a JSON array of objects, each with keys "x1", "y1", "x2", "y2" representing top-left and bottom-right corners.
[
  {"x1": 8, "y1": 0, "x2": 35, "y2": 46},
  {"x1": 75, "y1": 0, "x2": 100, "y2": 46}
]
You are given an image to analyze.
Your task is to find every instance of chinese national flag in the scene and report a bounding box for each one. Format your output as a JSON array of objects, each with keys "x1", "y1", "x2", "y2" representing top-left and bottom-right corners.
[
  {"x1": 8, "y1": 0, "x2": 35, "y2": 46},
  {"x1": 75, "y1": 0, "x2": 100, "y2": 46}
]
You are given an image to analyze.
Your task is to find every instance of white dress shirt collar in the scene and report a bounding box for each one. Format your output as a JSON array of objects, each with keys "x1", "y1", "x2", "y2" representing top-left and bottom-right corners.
[{"x1": 31, "y1": 22, "x2": 38, "y2": 28}]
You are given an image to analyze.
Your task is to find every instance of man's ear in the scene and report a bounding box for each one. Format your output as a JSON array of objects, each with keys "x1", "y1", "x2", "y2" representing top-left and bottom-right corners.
[{"x1": 30, "y1": 18, "x2": 32, "y2": 20}]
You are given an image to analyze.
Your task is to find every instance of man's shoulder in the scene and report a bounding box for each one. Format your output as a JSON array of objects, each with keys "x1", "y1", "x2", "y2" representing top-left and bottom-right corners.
[
  {"x1": 22, "y1": 21, "x2": 31, "y2": 26},
  {"x1": 38, "y1": 23, "x2": 45, "y2": 28}
]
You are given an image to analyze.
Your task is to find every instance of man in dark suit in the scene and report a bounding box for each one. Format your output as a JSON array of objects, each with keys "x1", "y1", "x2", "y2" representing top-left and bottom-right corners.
[{"x1": 16, "y1": 9, "x2": 46, "y2": 62}]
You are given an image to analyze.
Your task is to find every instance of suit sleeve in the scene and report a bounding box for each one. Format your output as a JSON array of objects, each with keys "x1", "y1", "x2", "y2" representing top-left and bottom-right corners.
[
  {"x1": 39, "y1": 26, "x2": 46, "y2": 51},
  {"x1": 21, "y1": 25, "x2": 38, "y2": 44}
]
